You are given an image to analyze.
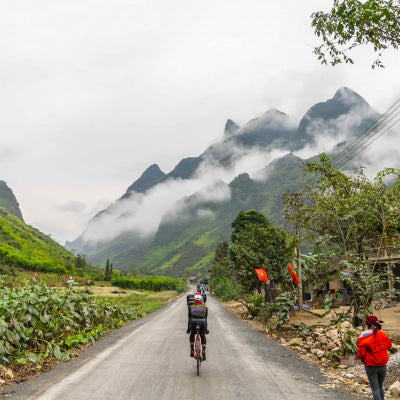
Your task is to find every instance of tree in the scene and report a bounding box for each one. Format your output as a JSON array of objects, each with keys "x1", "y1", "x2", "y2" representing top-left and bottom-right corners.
[
  {"x1": 209, "y1": 242, "x2": 231, "y2": 281},
  {"x1": 311, "y1": 0, "x2": 400, "y2": 68},
  {"x1": 209, "y1": 242, "x2": 240, "y2": 300},
  {"x1": 105, "y1": 258, "x2": 112, "y2": 282},
  {"x1": 230, "y1": 221, "x2": 292, "y2": 296},
  {"x1": 302, "y1": 153, "x2": 400, "y2": 324},
  {"x1": 74, "y1": 254, "x2": 87, "y2": 269},
  {"x1": 231, "y1": 210, "x2": 269, "y2": 242}
]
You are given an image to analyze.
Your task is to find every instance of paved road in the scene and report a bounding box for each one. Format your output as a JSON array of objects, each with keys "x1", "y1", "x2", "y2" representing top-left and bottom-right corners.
[{"x1": 2, "y1": 293, "x2": 363, "y2": 400}]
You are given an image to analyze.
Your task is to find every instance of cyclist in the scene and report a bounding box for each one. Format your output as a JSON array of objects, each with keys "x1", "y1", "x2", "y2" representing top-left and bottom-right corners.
[
  {"x1": 187, "y1": 293, "x2": 195, "y2": 307},
  {"x1": 187, "y1": 294, "x2": 209, "y2": 360},
  {"x1": 200, "y1": 286, "x2": 207, "y2": 303}
]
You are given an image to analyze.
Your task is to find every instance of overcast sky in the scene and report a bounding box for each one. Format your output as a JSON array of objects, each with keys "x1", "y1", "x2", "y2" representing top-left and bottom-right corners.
[{"x1": 1, "y1": 0, "x2": 400, "y2": 244}]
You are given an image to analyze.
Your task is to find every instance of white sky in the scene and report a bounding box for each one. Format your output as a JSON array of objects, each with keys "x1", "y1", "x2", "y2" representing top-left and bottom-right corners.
[{"x1": 1, "y1": 0, "x2": 400, "y2": 243}]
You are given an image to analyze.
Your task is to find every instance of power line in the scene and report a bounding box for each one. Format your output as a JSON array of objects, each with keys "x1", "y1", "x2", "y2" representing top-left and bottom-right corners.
[
  {"x1": 331, "y1": 96, "x2": 400, "y2": 166},
  {"x1": 331, "y1": 98, "x2": 400, "y2": 168},
  {"x1": 279, "y1": 93, "x2": 400, "y2": 218},
  {"x1": 336, "y1": 115, "x2": 400, "y2": 169}
]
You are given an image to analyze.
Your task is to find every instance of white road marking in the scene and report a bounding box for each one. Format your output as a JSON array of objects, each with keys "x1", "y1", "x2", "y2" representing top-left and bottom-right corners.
[{"x1": 37, "y1": 300, "x2": 180, "y2": 400}]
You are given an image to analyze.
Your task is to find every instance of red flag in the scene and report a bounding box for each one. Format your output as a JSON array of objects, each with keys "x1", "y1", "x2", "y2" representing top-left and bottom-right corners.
[
  {"x1": 255, "y1": 269, "x2": 268, "y2": 282},
  {"x1": 288, "y1": 263, "x2": 301, "y2": 284}
]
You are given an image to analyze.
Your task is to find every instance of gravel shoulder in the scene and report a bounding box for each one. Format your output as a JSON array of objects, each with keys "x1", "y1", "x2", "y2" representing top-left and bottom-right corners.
[{"x1": 222, "y1": 300, "x2": 400, "y2": 398}]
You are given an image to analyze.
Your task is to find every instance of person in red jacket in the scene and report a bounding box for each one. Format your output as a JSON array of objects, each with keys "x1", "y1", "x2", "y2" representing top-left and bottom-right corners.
[{"x1": 357, "y1": 316, "x2": 392, "y2": 400}]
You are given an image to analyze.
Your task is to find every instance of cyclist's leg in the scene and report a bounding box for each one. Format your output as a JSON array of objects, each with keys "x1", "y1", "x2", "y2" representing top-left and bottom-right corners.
[
  {"x1": 189, "y1": 318, "x2": 196, "y2": 356},
  {"x1": 199, "y1": 320, "x2": 207, "y2": 360},
  {"x1": 199, "y1": 323, "x2": 206, "y2": 345}
]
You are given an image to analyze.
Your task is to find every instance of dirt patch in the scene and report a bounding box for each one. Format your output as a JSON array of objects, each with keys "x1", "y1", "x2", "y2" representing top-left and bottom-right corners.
[
  {"x1": 146, "y1": 290, "x2": 178, "y2": 302},
  {"x1": 73, "y1": 286, "x2": 143, "y2": 297},
  {"x1": 221, "y1": 300, "x2": 400, "y2": 398}
]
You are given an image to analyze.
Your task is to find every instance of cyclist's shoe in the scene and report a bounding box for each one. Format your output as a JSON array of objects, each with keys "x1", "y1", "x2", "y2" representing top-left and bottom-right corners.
[
  {"x1": 202, "y1": 350, "x2": 206, "y2": 361},
  {"x1": 206, "y1": 329, "x2": 210, "y2": 334},
  {"x1": 190, "y1": 349, "x2": 194, "y2": 357}
]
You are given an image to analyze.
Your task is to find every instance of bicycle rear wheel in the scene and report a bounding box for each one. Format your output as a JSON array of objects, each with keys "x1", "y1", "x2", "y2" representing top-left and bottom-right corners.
[{"x1": 195, "y1": 326, "x2": 201, "y2": 376}]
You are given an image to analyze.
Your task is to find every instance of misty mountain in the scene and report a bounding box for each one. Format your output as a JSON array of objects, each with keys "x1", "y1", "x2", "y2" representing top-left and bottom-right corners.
[
  {"x1": 0, "y1": 181, "x2": 24, "y2": 221},
  {"x1": 295, "y1": 87, "x2": 379, "y2": 148},
  {"x1": 67, "y1": 87, "x2": 380, "y2": 276},
  {"x1": 122, "y1": 164, "x2": 166, "y2": 197}
]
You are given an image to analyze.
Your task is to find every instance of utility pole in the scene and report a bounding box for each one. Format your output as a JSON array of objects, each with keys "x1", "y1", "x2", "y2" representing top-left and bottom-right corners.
[{"x1": 285, "y1": 192, "x2": 303, "y2": 311}]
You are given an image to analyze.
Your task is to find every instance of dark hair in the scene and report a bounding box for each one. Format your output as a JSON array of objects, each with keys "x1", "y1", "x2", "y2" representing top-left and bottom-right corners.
[{"x1": 366, "y1": 323, "x2": 381, "y2": 338}]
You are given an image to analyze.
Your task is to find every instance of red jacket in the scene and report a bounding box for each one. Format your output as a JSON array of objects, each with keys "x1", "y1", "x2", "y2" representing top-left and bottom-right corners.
[{"x1": 357, "y1": 330, "x2": 392, "y2": 366}]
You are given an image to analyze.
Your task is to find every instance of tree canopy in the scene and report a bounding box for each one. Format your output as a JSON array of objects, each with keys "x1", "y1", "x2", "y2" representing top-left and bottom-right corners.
[
  {"x1": 230, "y1": 212, "x2": 291, "y2": 293},
  {"x1": 301, "y1": 154, "x2": 400, "y2": 323},
  {"x1": 231, "y1": 209, "x2": 270, "y2": 242},
  {"x1": 311, "y1": 0, "x2": 400, "y2": 68}
]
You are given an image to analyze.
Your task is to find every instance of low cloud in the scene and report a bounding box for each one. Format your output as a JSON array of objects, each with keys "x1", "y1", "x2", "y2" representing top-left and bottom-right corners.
[
  {"x1": 296, "y1": 104, "x2": 378, "y2": 160},
  {"x1": 58, "y1": 200, "x2": 87, "y2": 213},
  {"x1": 352, "y1": 124, "x2": 400, "y2": 178},
  {"x1": 81, "y1": 140, "x2": 288, "y2": 244}
]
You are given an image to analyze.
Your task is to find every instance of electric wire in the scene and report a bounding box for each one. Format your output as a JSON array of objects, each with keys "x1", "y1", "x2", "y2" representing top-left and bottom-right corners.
[
  {"x1": 330, "y1": 96, "x2": 400, "y2": 166},
  {"x1": 279, "y1": 93, "x2": 400, "y2": 218},
  {"x1": 331, "y1": 98, "x2": 400, "y2": 168}
]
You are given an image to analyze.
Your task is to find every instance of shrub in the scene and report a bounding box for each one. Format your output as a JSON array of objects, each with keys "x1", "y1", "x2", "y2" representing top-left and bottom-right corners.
[
  {"x1": 211, "y1": 275, "x2": 242, "y2": 301},
  {"x1": 245, "y1": 294, "x2": 263, "y2": 316},
  {"x1": 275, "y1": 292, "x2": 295, "y2": 329},
  {"x1": 111, "y1": 276, "x2": 187, "y2": 293},
  {"x1": 0, "y1": 282, "x2": 152, "y2": 365}
]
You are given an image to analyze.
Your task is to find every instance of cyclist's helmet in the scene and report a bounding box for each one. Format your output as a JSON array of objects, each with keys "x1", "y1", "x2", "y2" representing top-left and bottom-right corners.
[{"x1": 194, "y1": 294, "x2": 203, "y2": 304}]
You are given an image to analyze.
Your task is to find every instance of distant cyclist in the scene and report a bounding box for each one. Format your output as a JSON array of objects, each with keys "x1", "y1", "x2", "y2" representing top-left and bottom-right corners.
[
  {"x1": 187, "y1": 293, "x2": 195, "y2": 307},
  {"x1": 187, "y1": 294, "x2": 209, "y2": 360},
  {"x1": 200, "y1": 286, "x2": 207, "y2": 303}
]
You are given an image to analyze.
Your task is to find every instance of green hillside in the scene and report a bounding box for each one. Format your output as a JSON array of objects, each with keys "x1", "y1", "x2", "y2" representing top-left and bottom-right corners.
[
  {"x1": 0, "y1": 181, "x2": 23, "y2": 221},
  {"x1": 0, "y1": 206, "x2": 84, "y2": 275}
]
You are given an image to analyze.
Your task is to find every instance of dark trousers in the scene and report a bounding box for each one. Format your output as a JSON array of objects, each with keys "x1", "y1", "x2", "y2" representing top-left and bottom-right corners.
[
  {"x1": 189, "y1": 318, "x2": 207, "y2": 346},
  {"x1": 365, "y1": 365, "x2": 387, "y2": 400}
]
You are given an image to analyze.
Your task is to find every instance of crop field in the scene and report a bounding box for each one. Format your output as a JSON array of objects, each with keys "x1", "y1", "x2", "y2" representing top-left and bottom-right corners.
[{"x1": 0, "y1": 280, "x2": 173, "y2": 368}]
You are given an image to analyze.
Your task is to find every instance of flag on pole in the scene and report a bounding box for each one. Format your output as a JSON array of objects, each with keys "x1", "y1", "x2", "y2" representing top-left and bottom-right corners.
[
  {"x1": 255, "y1": 269, "x2": 268, "y2": 282},
  {"x1": 288, "y1": 263, "x2": 301, "y2": 284}
]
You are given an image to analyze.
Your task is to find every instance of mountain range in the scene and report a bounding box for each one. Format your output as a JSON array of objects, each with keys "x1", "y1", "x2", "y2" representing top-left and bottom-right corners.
[{"x1": 66, "y1": 87, "x2": 380, "y2": 277}]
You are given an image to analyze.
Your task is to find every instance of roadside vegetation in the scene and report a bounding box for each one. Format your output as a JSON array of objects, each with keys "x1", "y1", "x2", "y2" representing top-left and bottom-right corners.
[
  {"x1": 0, "y1": 276, "x2": 182, "y2": 381},
  {"x1": 209, "y1": 154, "x2": 400, "y2": 337}
]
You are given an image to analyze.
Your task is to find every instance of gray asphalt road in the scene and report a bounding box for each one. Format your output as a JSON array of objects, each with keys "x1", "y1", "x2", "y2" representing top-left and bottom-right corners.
[{"x1": 2, "y1": 293, "x2": 363, "y2": 400}]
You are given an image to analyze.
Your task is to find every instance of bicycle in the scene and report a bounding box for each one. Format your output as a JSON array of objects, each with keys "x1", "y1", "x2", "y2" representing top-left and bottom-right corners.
[
  {"x1": 374, "y1": 298, "x2": 395, "y2": 310},
  {"x1": 193, "y1": 324, "x2": 202, "y2": 376}
]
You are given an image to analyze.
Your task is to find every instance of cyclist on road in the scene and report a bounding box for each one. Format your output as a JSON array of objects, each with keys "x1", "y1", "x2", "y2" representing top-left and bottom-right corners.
[{"x1": 187, "y1": 294, "x2": 209, "y2": 360}]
